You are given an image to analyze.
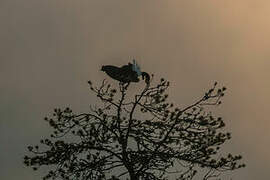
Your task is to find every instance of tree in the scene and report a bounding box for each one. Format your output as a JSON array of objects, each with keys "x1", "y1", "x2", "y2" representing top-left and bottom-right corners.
[{"x1": 24, "y1": 77, "x2": 245, "y2": 180}]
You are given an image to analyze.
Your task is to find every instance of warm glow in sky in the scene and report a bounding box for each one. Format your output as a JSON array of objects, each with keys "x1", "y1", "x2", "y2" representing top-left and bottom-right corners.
[{"x1": 1, "y1": 0, "x2": 270, "y2": 179}]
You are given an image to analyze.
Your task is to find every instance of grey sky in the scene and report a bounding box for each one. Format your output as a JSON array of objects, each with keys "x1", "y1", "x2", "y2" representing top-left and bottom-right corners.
[{"x1": 1, "y1": 0, "x2": 269, "y2": 179}]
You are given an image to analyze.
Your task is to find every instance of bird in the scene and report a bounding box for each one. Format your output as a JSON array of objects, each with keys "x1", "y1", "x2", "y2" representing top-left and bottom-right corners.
[
  {"x1": 101, "y1": 60, "x2": 150, "y2": 84},
  {"x1": 101, "y1": 63, "x2": 139, "y2": 83}
]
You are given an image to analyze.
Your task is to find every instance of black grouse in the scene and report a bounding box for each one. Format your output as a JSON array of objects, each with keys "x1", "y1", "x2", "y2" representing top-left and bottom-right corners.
[{"x1": 101, "y1": 60, "x2": 150, "y2": 84}]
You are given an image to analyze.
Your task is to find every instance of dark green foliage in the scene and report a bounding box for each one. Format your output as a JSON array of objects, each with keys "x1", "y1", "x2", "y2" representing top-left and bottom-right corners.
[{"x1": 24, "y1": 78, "x2": 245, "y2": 180}]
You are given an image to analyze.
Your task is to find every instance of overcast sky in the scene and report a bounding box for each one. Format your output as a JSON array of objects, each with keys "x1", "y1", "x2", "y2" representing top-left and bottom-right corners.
[{"x1": 1, "y1": 0, "x2": 270, "y2": 179}]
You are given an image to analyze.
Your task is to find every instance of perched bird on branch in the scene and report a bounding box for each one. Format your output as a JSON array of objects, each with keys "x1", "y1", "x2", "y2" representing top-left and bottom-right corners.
[{"x1": 101, "y1": 60, "x2": 150, "y2": 84}]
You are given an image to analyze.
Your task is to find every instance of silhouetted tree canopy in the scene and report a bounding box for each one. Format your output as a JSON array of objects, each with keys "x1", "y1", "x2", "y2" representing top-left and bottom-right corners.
[{"x1": 24, "y1": 76, "x2": 245, "y2": 180}]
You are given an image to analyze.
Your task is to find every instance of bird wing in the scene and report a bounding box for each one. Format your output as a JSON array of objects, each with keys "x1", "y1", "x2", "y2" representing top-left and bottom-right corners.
[{"x1": 132, "y1": 59, "x2": 142, "y2": 76}]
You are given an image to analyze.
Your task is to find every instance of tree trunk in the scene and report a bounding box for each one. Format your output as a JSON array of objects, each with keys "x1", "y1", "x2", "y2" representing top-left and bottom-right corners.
[{"x1": 129, "y1": 171, "x2": 138, "y2": 180}]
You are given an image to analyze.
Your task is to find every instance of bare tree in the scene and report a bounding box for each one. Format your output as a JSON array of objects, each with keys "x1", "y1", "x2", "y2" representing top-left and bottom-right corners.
[{"x1": 24, "y1": 77, "x2": 245, "y2": 180}]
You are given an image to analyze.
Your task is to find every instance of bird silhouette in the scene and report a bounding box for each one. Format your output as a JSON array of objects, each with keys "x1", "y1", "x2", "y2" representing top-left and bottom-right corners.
[{"x1": 101, "y1": 60, "x2": 150, "y2": 84}]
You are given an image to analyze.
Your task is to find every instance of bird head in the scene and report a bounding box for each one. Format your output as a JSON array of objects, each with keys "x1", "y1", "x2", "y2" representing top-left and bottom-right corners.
[{"x1": 142, "y1": 72, "x2": 150, "y2": 84}]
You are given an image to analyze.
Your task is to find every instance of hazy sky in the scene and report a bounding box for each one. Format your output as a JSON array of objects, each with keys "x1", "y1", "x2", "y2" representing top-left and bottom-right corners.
[{"x1": 1, "y1": 0, "x2": 270, "y2": 179}]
